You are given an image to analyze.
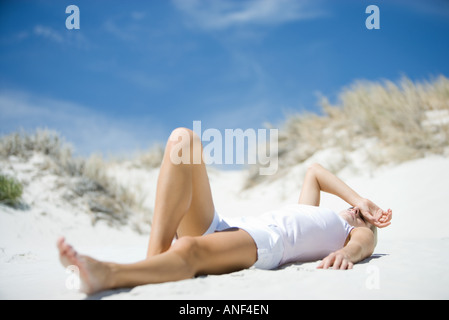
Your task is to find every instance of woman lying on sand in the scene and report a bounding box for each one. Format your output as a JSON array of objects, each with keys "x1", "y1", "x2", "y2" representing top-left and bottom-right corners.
[{"x1": 57, "y1": 128, "x2": 392, "y2": 295}]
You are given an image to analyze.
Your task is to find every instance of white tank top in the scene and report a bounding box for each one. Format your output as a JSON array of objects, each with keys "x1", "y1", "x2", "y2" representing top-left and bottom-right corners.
[{"x1": 258, "y1": 204, "x2": 354, "y2": 265}]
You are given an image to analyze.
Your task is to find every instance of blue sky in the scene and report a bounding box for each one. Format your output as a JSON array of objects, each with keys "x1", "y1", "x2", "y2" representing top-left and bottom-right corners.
[{"x1": 1, "y1": 0, "x2": 449, "y2": 158}]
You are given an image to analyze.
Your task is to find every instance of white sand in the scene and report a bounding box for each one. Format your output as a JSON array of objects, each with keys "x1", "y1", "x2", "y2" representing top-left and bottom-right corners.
[{"x1": 1, "y1": 154, "x2": 449, "y2": 300}]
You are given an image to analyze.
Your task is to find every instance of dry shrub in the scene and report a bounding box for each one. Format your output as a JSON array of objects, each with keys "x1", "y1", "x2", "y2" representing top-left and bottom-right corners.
[
  {"x1": 0, "y1": 130, "x2": 144, "y2": 228},
  {"x1": 137, "y1": 144, "x2": 164, "y2": 169},
  {"x1": 246, "y1": 75, "x2": 449, "y2": 187},
  {"x1": 324, "y1": 76, "x2": 449, "y2": 160},
  {"x1": 0, "y1": 129, "x2": 83, "y2": 176}
]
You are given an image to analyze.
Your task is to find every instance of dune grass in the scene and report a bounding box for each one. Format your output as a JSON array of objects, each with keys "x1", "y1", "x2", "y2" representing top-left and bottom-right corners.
[
  {"x1": 2, "y1": 76, "x2": 448, "y2": 205},
  {"x1": 0, "y1": 174, "x2": 23, "y2": 207},
  {"x1": 0, "y1": 129, "x2": 150, "y2": 227},
  {"x1": 0, "y1": 129, "x2": 79, "y2": 174},
  {"x1": 246, "y1": 75, "x2": 449, "y2": 187}
]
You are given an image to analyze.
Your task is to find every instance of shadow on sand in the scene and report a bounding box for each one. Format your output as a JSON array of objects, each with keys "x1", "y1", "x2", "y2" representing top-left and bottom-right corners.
[
  {"x1": 276, "y1": 253, "x2": 389, "y2": 270},
  {"x1": 84, "y1": 287, "x2": 133, "y2": 300}
]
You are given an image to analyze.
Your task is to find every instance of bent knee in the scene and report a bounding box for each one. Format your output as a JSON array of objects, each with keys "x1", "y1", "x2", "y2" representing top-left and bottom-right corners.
[
  {"x1": 308, "y1": 162, "x2": 322, "y2": 171},
  {"x1": 166, "y1": 128, "x2": 203, "y2": 164},
  {"x1": 168, "y1": 127, "x2": 200, "y2": 143},
  {"x1": 171, "y1": 236, "x2": 198, "y2": 253},
  {"x1": 170, "y1": 236, "x2": 200, "y2": 273},
  {"x1": 168, "y1": 128, "x2": 201, "y2": 150},
  {"x1": 169, "y1": 127, "x2": 191, "y2": 140},
  {"x1": 306, "y1": 162, "x2": 324, "y2": 176}
]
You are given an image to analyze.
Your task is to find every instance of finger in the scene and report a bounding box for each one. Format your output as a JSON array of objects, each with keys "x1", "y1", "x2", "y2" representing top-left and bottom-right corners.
[
  {"x1": 374, "y1": 209, "x2": 383, "y2": 221},
  {"x1": 386, "y1": 209, "x2": 393, "y2": 222},
  {"x1": 333, "y1": 255, "x2": 343, "y2": 270},
  {"x1": 374, "y1": 221, "x2": 388, "y2": 228},
  {"x1": 376, "y1": 221, "x2": 391, "y2": 228},
  {"x1": 378, "y1": 222, "x2": 391, "y2": 228},
  {"x1": 348, "y1": 262, "x2": 354, "y2": 270},
  {"x1": 340, "y1": 259, "x2": 349, "y2": 270},
  {"x1": 322, "y1": 255, "x2": 335, "y2": 269},
  {"x1": 377, "y1": 211, "x2": 392, "y2": 227},
  {"x1": 380, "y1": 211, "x2": 389, "y2": 222},
  {"x1": 372, "y1": 219, "x2": 382, "y2": 227},
  {"x1": 322, "y1": 258, "x2": 331, "y2": 270},
  {"x1": 374, "y1": 213, "x2": 392, "y2": 228}
]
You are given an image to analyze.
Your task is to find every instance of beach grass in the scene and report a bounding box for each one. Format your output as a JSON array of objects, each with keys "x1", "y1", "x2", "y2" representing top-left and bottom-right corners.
[
  {"x1": 246, "y1": 75, "x2": 449, "y2": 187},
  {"x1": 0, "y1": 129, "x2": 146, "y2": 227},
  {"x1": 0, "y1": 174, "x2": 23, "y2": 207}
]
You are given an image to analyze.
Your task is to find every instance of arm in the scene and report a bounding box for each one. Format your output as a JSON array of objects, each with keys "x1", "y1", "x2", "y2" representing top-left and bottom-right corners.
[
  {"x1": 299, "y1": 163, "x2": 392, "y2": 228},
  {"x1": 317, "y1": 227, "x2": 375, "y2": 270},
  {"x1": 299, "y1": 163, "x2": 364, "y2": 207}
]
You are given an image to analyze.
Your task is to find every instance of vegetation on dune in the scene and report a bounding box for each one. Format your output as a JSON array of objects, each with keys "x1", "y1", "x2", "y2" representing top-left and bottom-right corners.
[
  {"x1": 0, "y1": 174, "x2": 23, "y2": 207},
  {"x1": 0, "y1": 129, "x2": 158, "y2": 230},
  {"x1": 1, "y1": 75, "x2": 448, "y2": 219},
  {"x1": 247, "y1": 75, "x2": 449, "y2": 186}
]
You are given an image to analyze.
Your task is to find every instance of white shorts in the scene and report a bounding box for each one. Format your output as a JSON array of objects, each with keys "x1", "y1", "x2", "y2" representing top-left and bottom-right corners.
[{"x1": 203, "y1": 211, "x2": 284, "y2": 270}]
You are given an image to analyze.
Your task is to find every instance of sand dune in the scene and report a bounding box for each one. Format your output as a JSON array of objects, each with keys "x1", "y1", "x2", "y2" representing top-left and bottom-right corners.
[{"x1": 1, "y1": 151, "x2": 449, "y2": 300}]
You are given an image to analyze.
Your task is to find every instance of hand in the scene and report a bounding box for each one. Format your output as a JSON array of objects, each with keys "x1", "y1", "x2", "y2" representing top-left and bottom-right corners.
[
  {"x1": 377, "y1": 208, "x2": 392, "y2": 227},
  {"x1": 317, "y1": 250, "x2": 354, "y2": 270},
  {"x1": 357, "y1": 199, "x2": 392, "y2": 228}
]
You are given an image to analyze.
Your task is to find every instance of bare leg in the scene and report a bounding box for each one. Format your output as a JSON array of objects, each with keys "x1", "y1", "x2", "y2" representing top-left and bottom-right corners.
[
  {"x1": 57, "y1": 229, "x2": 257, "y2": 295},
  {"x1": 57, "y1": 128, "x2": 257, "y2": 295},
  {"x1": 146, "y1": 128, "x2": 215, "y2": 257}
]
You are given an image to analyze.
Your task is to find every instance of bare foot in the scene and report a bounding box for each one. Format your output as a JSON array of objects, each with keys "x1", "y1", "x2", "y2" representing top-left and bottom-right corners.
[{"x1": 57, "y1": 237, "x2": 112, "y2": 295}]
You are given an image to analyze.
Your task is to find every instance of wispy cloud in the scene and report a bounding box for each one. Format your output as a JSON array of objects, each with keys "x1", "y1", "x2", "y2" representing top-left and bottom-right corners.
[
  {"x1": 102, "y1": 11, "x2": 149, "y2": 42},
  {"x1": 171, "y1": 0, "x2": 326, "y2": 30},
  {"x1": 1, "y1": 24, "x2": 91, "y2": 50},
  {"x1": 0, "y1": 90, "x2": 167, "y2": 157},
  {"x1": 33, "y1": 25, "x2": 64, "y2": 43}
]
